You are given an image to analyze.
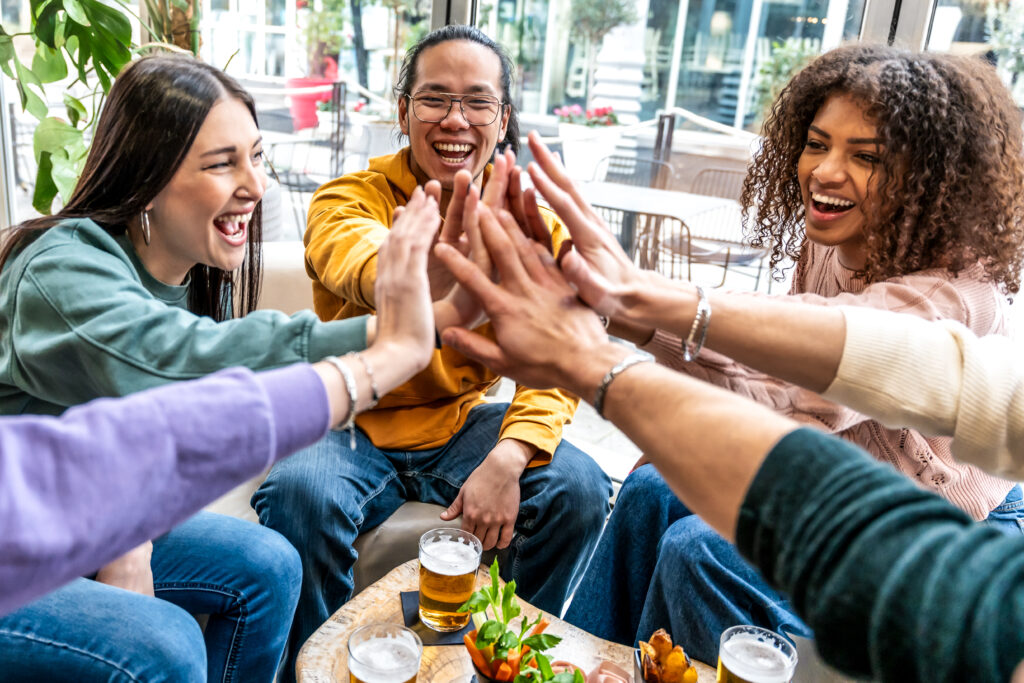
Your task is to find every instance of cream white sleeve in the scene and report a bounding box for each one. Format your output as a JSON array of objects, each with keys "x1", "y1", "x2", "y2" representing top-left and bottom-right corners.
[{"x1": 823, "y1": 306, "x2": 1024, "y2": 480}]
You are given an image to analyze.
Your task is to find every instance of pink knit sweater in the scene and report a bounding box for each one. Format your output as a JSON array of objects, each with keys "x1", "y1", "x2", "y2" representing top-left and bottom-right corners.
[{"x1": 643, "y1": 241, "x2": 1015, "y2": 520}]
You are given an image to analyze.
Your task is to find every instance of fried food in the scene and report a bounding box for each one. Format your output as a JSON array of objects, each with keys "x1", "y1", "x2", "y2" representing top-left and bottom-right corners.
[{"x1": 638, "y1": 629, "x2": 698, "y2": 683}]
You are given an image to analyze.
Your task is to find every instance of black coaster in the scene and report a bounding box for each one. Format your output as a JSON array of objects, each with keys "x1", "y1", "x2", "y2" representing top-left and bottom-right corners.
[{"x1": 399, "y1": 590, "x2": 473, "y2": 646}]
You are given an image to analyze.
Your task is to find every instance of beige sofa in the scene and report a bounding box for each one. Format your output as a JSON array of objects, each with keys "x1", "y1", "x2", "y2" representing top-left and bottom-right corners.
[{"x1": 206, "y1": 240, "x2": 454, "y2": 593}]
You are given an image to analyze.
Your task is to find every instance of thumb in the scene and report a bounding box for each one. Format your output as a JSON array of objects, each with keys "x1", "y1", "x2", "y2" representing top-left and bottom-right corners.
[
  {"x1": 561, "y1": 251, "x2": 612, "y2": 311},
  {"x1": 441, "y1": 488, "x2": 464, "y2": 520},
  {"x1": 442, "y1": 328, "x2": 509, "y2": 374}
]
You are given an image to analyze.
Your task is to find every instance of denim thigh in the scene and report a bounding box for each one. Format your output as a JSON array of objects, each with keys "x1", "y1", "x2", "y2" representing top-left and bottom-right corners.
[
  {"x1": 152, "y1": 511, "x2": 301, "y2": 683},
  {"x1": 0, "y1": 577, "x2": 206, "y2": 683}
]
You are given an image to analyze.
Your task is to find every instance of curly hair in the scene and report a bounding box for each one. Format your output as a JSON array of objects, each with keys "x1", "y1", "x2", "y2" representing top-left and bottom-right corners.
[{"x1": 742, "y1": 44, "x2": 1024, "y2": 293}]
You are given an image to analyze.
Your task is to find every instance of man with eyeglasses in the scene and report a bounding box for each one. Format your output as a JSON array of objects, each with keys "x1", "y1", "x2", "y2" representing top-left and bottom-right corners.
[{"x1": 252, "y1": 26, "x2": 611, "y2": 676}]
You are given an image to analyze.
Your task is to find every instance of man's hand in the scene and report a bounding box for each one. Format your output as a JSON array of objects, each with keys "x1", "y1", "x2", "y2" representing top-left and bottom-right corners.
[
  {"x1": 440, "y1": 438, "x2": 534, "y2": 550},
  {"x1": 95, "y1": 541, "x2": 155, "y2": 596},
  {"x1": 435, "y1": 204, "x2": 618, "y2": 398}
]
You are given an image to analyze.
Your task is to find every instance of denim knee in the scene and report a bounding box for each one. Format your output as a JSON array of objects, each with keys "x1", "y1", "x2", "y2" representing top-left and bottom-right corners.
[
  {"x1": 142, "y1": 605, "x2": 208, "y2": 683},
  {"x1": 237, "y1": 526, "x2": 303, "y2": 611},
  {"x1": 616, "y1": 465, "x2": 679, "y2": 518},
  {"x1": 551, "y1": 458, "x2": 612, "y2": 533},
  {"x1": 655, "y1": 515, "x2": 720, "y2": 576}
]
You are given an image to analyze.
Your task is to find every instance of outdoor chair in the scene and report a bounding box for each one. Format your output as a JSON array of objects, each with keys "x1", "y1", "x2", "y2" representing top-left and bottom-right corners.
[
  {"x1": 592, "y1": 205, "x2": 652, "y2": 262},
  {"x1": 686, "y1": 166, "x2": 771, "y2": 290},
  {"x1": 594, "y1": 154, "x2": 675, "y2": 190},
  {"x1": 688, "y1": 166, "x2": 746, "y2": 200}
]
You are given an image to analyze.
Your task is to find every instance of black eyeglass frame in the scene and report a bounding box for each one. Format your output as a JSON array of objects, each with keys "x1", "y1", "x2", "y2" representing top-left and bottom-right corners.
[{"x1": 406, "y1": 91, "x2": 508, "y2": 127}]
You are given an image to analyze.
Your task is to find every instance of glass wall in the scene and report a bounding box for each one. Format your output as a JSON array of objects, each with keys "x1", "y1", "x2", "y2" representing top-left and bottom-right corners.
[
  {"x1": 926, "y1": 0, "x2": 1024, "y2": 106},
  {"x1": 475, "y1": 0, "x2": 865, "y2": 127}
]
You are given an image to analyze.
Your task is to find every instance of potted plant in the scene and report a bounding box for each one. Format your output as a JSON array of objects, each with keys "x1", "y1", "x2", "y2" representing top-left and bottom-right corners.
[
  {"x1": 287, "y1": 0, "x2": 346, "y2": 131},
  {"x1": 459, "y1": 559, "x2": 584, "y2": 683},
  {"x1": 553, "y1": 104, "x2": 621, "y2": 181}
]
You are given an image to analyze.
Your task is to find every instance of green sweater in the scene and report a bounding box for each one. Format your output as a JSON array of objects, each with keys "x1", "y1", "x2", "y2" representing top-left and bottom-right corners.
[
  {"x1": 738, "y1": 428, "x2": 1024, "y2": 682},
  {"x1": 0, "y1": 218, "x2": 367, "y2": 415}
]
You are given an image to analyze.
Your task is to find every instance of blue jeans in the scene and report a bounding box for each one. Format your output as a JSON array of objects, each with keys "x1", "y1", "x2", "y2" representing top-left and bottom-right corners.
[
  {"x1": 983, "y1": 484, "x2": 1024, "y2": 536},
  {"x1": 252, "y1": 402, "x2": 612, "y2": 683},
  {"x1": 564, "y1": 465, "x2": 811, "y2": 666},
  {"x1": 0, "y1": 512, "x2": 301, "y2": 682},
  {"x1": 565, "y1": 468, "x2": 1024, "y2": 667}
]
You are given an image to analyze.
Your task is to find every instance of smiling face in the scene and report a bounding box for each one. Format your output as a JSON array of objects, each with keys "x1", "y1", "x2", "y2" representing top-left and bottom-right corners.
[
  {"x1": 139, "y1": 97, "x2": 265, "y2": 284},
  {"x1": 398, "y1": 40, "x2": 510, "y2": 189},
  {"x1": 797, "y1": 93, "x2": 885, "y2": 270}
]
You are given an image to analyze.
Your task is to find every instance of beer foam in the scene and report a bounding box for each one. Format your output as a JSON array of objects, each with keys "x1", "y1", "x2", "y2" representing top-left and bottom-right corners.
[
  {"x1": 720, "y1": 636, "x2": 794, "y2": 683},
  {"x1": 420, "y1": 538, "x2": 479, "y2": 576},
  {"x1": 349, "y1": 635, "x2": 420, "y2": 683}
]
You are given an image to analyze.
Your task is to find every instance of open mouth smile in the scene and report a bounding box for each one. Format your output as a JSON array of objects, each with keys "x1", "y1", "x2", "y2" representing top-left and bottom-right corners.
[
  {"x1": 432, "y1": 142, "x2": 474, "y2": 165},
  {"x1": 213, "y1": 211, "x2": 252, "y2": 246},
  {"x1": 810, "y1": 192, "x2": 855, "y2": 216}
]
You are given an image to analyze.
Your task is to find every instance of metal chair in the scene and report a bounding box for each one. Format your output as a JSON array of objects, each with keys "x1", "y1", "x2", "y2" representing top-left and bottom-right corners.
[
  {"x1": 686, "y1": 166, "x2": 770, "y2": 289},
  {"x1": 594, "y1": 154, "x2": 675, "y2": 189},
  {"x1": 266, "y1": 82, "x2": 349, "y2": 233},
  {"x1": 689, "y1": 166, "x2": 745, "y2": 200},
  {"x1": 592, "y1": 205, "x2": 652, "y2": 262}
]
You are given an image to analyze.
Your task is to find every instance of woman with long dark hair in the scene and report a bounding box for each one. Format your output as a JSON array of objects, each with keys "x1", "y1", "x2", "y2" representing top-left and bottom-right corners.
[{"x1": 0, "y1": 53, "x2": 463, "y2": 682}]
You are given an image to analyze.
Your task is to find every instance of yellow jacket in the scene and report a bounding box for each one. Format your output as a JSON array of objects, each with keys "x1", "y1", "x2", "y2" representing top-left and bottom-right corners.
[{"x1": 304, "y1": 148, "x2": 578, "y2": 463}]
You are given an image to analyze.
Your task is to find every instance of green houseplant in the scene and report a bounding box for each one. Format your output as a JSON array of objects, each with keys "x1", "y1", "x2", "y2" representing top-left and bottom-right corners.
[{"x1": 1, "y1": 0, "x2": 189, "y2": 213}]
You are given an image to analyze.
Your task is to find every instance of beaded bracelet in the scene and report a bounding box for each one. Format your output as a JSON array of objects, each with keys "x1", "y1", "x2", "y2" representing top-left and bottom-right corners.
[
  {"x1": 682, "y1": 285, "x2": 711, "y2": 362},
  {"x1": 323, "y1": 355, "x2": 360, "y2": 449}
]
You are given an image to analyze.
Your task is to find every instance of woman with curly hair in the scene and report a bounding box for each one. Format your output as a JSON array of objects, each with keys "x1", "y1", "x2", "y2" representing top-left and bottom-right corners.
[{"x1": 558, "y1": 44, "x2": 1024, "y2": 665}]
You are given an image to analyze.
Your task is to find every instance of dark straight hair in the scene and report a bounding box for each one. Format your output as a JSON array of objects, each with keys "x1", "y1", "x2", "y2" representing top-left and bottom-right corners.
[
  {"x1": 0, "y1": 53, "x2": 262, "y2": 320},
  {"x1": 394, "y1": 24, "x2": 520, "y2": 155}
]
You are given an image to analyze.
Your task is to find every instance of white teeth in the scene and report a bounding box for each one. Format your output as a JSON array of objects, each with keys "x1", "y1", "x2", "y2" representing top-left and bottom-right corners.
[
  {"x1": 434, "y1": 143, "x2": 472, "y2": 153},
  {"x1": 811, "y1": 192, "x2": 854, "y2": 208},
  {"x1": 215, "y1": 212, "x2": 253, "y2": 224}
]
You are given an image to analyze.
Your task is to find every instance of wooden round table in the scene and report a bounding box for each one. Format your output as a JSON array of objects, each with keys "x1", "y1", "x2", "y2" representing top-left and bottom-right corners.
[{"x1": 296, "y1": 559, "x2": 716, "y2": 682}]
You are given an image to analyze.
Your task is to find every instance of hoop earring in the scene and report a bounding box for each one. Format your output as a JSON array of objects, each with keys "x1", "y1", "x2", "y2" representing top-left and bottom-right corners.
[{"x1": 140, "y1": 210, "x2": 151, "y2": 246}]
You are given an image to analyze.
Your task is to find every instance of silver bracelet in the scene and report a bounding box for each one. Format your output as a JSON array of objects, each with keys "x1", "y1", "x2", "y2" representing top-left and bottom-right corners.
[
  {"x1": 352, "y1": 352, "x2": 380, "y2": 408},
  {"x1": 682, "y1": 285, "x2": 711, "y2": 362},
  {"x1": 593, "y1": 352, "x2": 652, "y2": 418},
  {"x1": 323, "y1": 355, "x2": 360, "y2": 449}
]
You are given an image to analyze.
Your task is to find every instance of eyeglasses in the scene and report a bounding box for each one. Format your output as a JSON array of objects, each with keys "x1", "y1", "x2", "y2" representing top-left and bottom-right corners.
[{"x1": 408, "y1": 91, "x2": 505, "y2": 126}]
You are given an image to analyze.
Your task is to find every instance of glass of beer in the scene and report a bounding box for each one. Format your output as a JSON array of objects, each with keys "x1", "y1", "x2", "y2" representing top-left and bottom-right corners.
[
  {"x1": 347, "y1": 623, "x2": 422, "y2": 683},
  {"x1": 717, "y1": 625, "x2": 798, "y2": 683},
  {"x1": 417, "y1": 528, "x2": 482, "y2": 632}
]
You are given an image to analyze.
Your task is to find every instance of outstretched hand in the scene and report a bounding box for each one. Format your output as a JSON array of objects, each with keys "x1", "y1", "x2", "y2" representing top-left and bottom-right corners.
[
  {"x1": 525, "y1": 131, "x2": 651, "y2": 321},
  {"x1": 434, "y1": 172, "x2": 493, "y2": 331},
  {"x1": 372, "y1": 186, "x2": 439, "y2": 372},
  {"x1": 434, "y1": 203, "x2": 621, "y2": 398}
]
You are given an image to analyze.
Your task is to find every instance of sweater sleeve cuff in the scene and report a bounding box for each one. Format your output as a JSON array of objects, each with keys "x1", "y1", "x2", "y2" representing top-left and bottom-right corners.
[
  {"x1": 498, "y1": 422, "x2": 557, "y2": 466},
  {"x1": 823, "y1": 306, "x2": 960, "y2": 432},
  {"x1": 307, "y1": 315, "x2": 369, "y2": 362},
  {"x1": 255, "y1": 364, "x2": 332, "y2": 466}
]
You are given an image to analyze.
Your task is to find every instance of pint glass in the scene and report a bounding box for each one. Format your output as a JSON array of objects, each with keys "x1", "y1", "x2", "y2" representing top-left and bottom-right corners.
[
  {"x1": 716, "y1": 625, "x2": 798, "y2": 683},
  {"x1": 417, "y1": 528, "x2": 482, "y2": 632},
  {"x1": 347, "y1": 623, "x2": 423, "y2": 683}
]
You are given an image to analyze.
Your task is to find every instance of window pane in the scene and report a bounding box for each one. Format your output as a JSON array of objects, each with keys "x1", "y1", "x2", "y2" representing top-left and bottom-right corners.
[
  {"x1": 268, "y1": 0, "x2": 287, "y2": 25},
  {"x1": 476, "y1": 0, "x2": 866, "y2": 128},
  {"x1": 267, "y1": 32, "x2": 286, "y2": 76},
  {"x1": 926, "y1": 0, "x2": 1024, "y2": 105}
]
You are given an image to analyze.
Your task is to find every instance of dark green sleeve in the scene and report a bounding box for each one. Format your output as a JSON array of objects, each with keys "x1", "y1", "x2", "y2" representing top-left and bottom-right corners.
[
  {"x1": 7, "y1": 241, "x2": 367, "y2": 408},
  {"x1": 736, "y1": 427, "x2": 1024, "y2": 683}
]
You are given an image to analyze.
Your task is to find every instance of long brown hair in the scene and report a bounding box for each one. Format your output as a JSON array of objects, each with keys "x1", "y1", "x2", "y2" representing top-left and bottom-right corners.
[
  {"x1": 743, "y1": 44, "x2": 1024, "y2": 293},
  {"x1": 0, "y1": 53, "x2": 263, "y2": 319}
]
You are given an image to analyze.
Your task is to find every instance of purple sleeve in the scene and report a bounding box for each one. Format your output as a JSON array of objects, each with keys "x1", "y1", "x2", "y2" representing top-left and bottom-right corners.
[{"x1": 0, "y1": 364, "x2": 330, "y2": 616}]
